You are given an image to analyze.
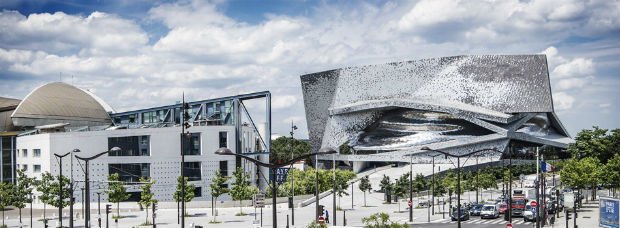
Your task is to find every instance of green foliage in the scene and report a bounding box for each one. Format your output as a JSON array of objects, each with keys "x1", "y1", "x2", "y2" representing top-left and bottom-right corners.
[
  {"x1": 568, "y1": 127, "x2": 620, "y2": 164},
  {"x1": 604, "y1": 154, "x2": 620, "y2": 189},
  {"x1": 270, "y1": 136, "x2": 311, "y2": 164},
  {"x1": 362, "y1": 212, "x2": 408, "y2": 228},
  {"x1": 138, "y1": 177, "x2": 157, "y2": 224},
  {"x1": 210, "y1": 171, "x2": 230, "y2": 222},
  {"x1": 47, "y1": 174, "x2": 71, "y2": 209},
  {"x1": 106, "y1": 173, "x2": 130, "y2": 218},
  {"x1": 277, "y1": 168, "x2": 356, "y2": 197},
  {"x1": 306, "y1": 221, "x2": 328, "y2": 228},
  {"x1": 560, "y1": 157, "x2": 603, "y2": 189},
  {"x1": 173, "y1": 176, "x2": 195, "y2": 203},
  {"x1": 0, "y1": 182, "x2": 14, "y2": 226},
  {"x1": 13, "y1": 168, "x2": 35, "y2": 209},
  {"x1": 359, "y1": 176, "x2": 372, "y2": 206},
  {"x1": 379, "y1": 174, "x2": 393, "y2": 203},
  {"x1": 339, "y1": 141, "x2": 352, "y2": 155},
  {"x1": 413, "y1": 173, "x2": 427, "y2": 193},
  {"x1": 230, "y1": 167, "x2": 255, "y2": 215}
]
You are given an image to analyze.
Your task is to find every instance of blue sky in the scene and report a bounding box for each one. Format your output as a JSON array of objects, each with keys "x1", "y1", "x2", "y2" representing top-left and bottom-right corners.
[{"x1": 0, "y1": 0, "x2": 619, "y2": 138}]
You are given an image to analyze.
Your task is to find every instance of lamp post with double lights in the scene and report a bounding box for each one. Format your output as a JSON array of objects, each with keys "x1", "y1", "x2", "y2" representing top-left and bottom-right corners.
[
  {"x1": 429, "y1": 154, "x2": 441, "y2": 215},
  {"x1": 54, "y1": 149, "x2": 81, "y2": 228},
  {"x1": 289, "y1": 121, "x2": 297, "y2": 226},
  {"x1": 420, "y1": 146, "x2": 503, "y2": 228},
  {"x1": 215, "y1": 147, "x2": 336, "y2": 228},
  {"x1": 53, "y1": 152, "x2": 71, "y2": 227},
  {"x1": 75, "y1": 147, "x2": 121, "y2": 228}
]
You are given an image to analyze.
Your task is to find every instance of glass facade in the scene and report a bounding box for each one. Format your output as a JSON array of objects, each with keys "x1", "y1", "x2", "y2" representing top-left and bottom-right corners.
[
  {"x1": 182, "y1": 133, "x2": 201, "y2": 155},
  {"x1": 1, "y1": 136, "x2": 16, "y2": 183},
  {"x1": 33, "y1": 149, "x2": 41, "y2": 157},
  {"x1": 194, "y1": 187, "x2": 202, "y2": 197},
  {"x1": 183, "y1": 162, "x2": 201, "y2": 181},
  {"x1": 108, "y1": 136, "x2": 150, "y2": 156},
  {"x1": 108, "y1": 163, "x2": 150, "y2": 183}
]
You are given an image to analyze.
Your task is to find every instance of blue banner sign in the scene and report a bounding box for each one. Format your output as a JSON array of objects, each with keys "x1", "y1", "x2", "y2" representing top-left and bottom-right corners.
[
  {"x1": 600, "y1": 197, "x2": 620, "y2": 228},
  {"x1": 274, "y1": 168, "x2": 290, "y2": 184}
]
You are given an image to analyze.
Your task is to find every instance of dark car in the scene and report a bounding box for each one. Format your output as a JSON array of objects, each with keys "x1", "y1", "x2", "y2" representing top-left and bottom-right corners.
[
  {"x1": 451, "y1": 208, "x2": 470, "y2": 221},
  {"x1": 469, "y1": 204, "x2": 483, "y2": 216}
]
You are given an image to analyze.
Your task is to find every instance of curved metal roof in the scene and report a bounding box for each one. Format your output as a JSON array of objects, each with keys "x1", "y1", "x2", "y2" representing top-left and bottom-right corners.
[{"x1": 11, "y1": 82, "x2": 112, "y2": 127}]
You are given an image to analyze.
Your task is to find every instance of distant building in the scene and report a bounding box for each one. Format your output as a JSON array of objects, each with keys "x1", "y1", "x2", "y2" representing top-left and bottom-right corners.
[
  {"x1": 9, "y1": 82, "x2": 270, "y2": 203},
  {"x1": 301, "y1": 55, "x2": 573, "y2": 172},
  {"x1": 0, "y1": 96, "x2": 20, "y2": 183}
]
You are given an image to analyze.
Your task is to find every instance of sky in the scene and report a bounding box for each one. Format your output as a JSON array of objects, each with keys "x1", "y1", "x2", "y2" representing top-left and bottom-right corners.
[{"x1": 0, "y1": 0, "x2": 618, "y2": 139}]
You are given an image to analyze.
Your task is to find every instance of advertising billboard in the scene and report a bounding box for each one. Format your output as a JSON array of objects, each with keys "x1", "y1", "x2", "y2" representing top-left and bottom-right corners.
[{"x1": 600, "y1": 197, "x2": 620, "y2": 228}]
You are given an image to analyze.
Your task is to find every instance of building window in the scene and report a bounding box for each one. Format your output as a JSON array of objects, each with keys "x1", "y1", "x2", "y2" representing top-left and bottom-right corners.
[
  {"x1": 219, "y1": 160, "x2": 228, "y2": 176},
  {"x1": 22, "y1": 149, "x2": 27, "y2": 157},
  {"x1": 34, "y1": 165, "x2": 41, "y2": 173},
  {"x1": 182, "y1": 133, "x2": 201, "y2": 155},
  {"x1": 183, "y1": 162, "x2": 201, "y2": 181},
  {"x1": 219, "y1": 132, "x2": 227, "y2": 148},
  {"x1": 22, "y1": 164, "x2": 27, "y2": 171},
  {"x1": 33, "y1": 149, "x2": 41, "y2": 157},
  {"x1": 108, "y1": 136, "x2": 150, "y2": 156},
  {"x1": 108, "y1": 163, "x2": 150, "y2": 182},
  {"x1": 194, "y1": 187, "x2": 202, "y2": 197}
]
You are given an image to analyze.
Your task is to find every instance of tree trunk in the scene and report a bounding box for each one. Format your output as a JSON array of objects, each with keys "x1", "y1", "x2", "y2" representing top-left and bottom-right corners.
[
  {"x1": 117, "y1": 202, "x2": 120, "y2": 218},
  {"x1": 213, "y1": 198, "x2": 218, "y2": 222},
  {"x1": 43, "y1": 203, "x2": 46, "y2": 223},
  {"x1": 2, "y1": 208, "x2": 5, "y2": 226},
  {"x1": 239, "y1": 200, "x2": 243, "y2": 214},
  {"x1": 19, "y1": 207, "x2": 22, "y2": 224},
  {"x1": 364, "y1": 192, "x2": 367, "y2": 207}
]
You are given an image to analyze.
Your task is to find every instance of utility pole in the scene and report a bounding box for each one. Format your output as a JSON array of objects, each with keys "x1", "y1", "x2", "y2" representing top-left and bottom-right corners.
[
  {"x1": 180, "y1": 93, "x2": 191, "y2": 228},
  {"x1": 289, "y1": 121, "x2": 297, "y2": 226}
]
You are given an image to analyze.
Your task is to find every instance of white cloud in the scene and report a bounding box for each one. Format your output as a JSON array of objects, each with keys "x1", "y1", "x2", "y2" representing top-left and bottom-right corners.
[
  {"x1": 552, "y1": 58, "x2": 594, "y2": 78},
  {"x1": 271, "y1": 95, "x2": 297, "y2": 110},
  {"x1": 556, "y1": 78, "x2": 587, "y2": 90},
  {"x1": 553, "y1": 92, "x2": 575, "y2": 111}
]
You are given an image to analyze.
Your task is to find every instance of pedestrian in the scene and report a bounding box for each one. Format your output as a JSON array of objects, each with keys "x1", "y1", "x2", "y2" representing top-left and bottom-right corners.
[{"x1": 325, "y1": 209, "x2": 330, "y2": 224}]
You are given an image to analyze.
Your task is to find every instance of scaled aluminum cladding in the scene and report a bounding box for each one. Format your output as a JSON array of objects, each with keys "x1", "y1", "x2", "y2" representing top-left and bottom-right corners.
[{"x1": 300, "y1": 55, "x2": 556, "y2": 154}]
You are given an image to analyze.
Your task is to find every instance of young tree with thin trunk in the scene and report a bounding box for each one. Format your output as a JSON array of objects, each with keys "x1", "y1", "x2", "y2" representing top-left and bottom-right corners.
[
  {"x1": 13, "y1": 168, "x2": 35, "y2": 225},
  {"x1": 230, "y1": 167, "x2": 254, "y2": 215},
  {"x1": 105, "y1": 173, "x2": 129, "y2": 219},
  {"x1": 138, "y1": 177, "x2": 157, "y2": 225},
  {"x1": 210, "y1": 171, "x2": 230, "y2": 222},
  {"x1": 358, "y1": 176, "x2": 372, "y2": 207},
  {"x1": 36, "y1": 172, "x2": 55, "y2": 225},
  {"x1": 0, "y1": 182, "x2": 15, "y2": 226},
  {"x1": 173, "y1": 176, "x2": 196, "y2": 208},
  {"x1": 379, "y1": 175, "x2": 392, "y2": 204}
]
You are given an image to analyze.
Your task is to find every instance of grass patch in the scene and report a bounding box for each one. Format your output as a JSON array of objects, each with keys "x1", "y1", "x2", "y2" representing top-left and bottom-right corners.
[
  {"x1": 209, "y1": 220, "x2": 221, "y2": 224},
  {"x1": 140, "y1": 221, "x2": 153, "y2": 226},
  {"x1": 235, "y1": 212, "x2": 248, "y2": 216}
]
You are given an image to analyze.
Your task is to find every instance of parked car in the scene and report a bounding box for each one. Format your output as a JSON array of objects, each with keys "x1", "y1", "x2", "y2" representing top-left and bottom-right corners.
[
  {"x1": 419, "y1": 201, "x2": 430, "y2": 208},
  {"x1": 523, "y1": 205, "x2": 539, "y2": 222},
  {"x1": 469, "y1": 204, "x2": 483, "y2": 216},
  {"x1": 480, "y1": 205, "x2": 500, "y2": 219},
  {"x1": 451, "y1": 208, "x2": 470, "y2": 221},
  {"x1": 498, "y1": 203, "x2": 508, "y2": 214}
]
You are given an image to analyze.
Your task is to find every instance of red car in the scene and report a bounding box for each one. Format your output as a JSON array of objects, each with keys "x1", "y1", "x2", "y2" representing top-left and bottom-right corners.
[{"x1": 499, "y1": 203, "x2": 508, "y2": 214}]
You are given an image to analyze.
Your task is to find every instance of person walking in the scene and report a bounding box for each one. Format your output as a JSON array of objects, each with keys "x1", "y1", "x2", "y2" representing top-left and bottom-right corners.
[{"x1": 325, "y1": 209, "x2": 330, "y2": 224}]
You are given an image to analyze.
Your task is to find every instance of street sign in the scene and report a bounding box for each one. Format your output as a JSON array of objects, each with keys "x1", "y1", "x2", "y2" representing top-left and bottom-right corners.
[
  {"x1": 318, "y1": 216, "x2": 325, "y2": 224},
  {"x1": 255, "y1": 194, "x2": 265, "y2": 208},
  {"x1": 531, "y1": 201, "x2": 538, "y2": 207},
  {"x1": 274, "y1": 168, "x2": 290, "y2": 184},
  {"x1": 564, "y1": 192, "x2": 575, "y2": 208},
  {"x1": 408, "y1": 200, "x2": 412, "y2": 207},
  {"x1": 600, "y1": 197, "x2": 620, "y2": 228},
  {"x1": 506, "y1": 223, "x2": 513, "y2": 228},
  {"x1": 519, "y1": 174, "x2": 525, "y2": 181}
]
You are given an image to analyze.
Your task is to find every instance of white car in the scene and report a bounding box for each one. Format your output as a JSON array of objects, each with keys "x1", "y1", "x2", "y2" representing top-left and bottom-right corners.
[
  {"x1": 523, "y1": 205, "x2": 538, "y2": 222},
  {"x1": 480, "y1": 204, "x2": 499, "y2": 219}
]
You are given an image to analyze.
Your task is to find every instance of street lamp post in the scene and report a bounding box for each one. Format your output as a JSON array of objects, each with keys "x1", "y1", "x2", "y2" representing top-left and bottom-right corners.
[
  {"x1": 332, "y1": 153, "x2": 337, "y2": 226},
  {"x1": 75, "y1": 147, "x2": 121, "y2": 228},
  {"x1": 70, "y1": 148, "x2": 80, "y2": 228},
  {"x1": 215, "y1": 147, "x2": 336, "y2": 228},
  {"x1": 53, "y1": 151, "x2": 71, "y2": 227},
  {"x1": 289, "y1": 122, "x2": 297, "y2": 226},
  {"x1": 420, "y1": 146, "x2": 504, "y2": 228},
  {"x1": 430, "y1": 154, "x2": 441, "y2": 215},
  {"x1": 409, "y1": 154, "x2": 413, "y2": 222}
]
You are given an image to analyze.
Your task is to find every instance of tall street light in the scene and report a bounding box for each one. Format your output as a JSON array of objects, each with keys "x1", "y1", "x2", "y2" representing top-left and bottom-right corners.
[
  {"x1": 180, "y1": 93, "x2": 192, "y2": 228},
  {"x1": 428, "y1": 154, "x2": 441, "y2": 215},
  {"x1": 75, "y1": 147, "x2": 121, "y2": 228},
  {"x1": 53, "y1": 151, "x2": 73, "y2": 227},
  {"x1": 289, "y1": 121, "x2": 297, "y2": 226},
  {"x1": 215, "y1": 147, "x2": 336, "y2": 228},
  {"x1": 420, "y1": 146, "x2": 503, "y2": 228},
  {"x1": 69, "y1": 148, "x2": 80, "y2": 228}
]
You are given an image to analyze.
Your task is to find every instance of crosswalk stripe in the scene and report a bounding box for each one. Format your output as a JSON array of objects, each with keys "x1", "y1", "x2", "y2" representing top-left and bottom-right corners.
[
  {"x1": 482, "y1": 220, "x2": 493, "y2": 224},
  {"x1": 514, "y1": 220, "x2": 523, "y2": 224}
]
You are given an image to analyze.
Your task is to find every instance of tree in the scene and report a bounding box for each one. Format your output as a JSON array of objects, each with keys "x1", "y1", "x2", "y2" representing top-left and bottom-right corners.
[
  {"x1": 604, "y1": 154, "x2": 620, "y2": 197},
  {"x1": 568, "y1": 127, "x2": 612, "y2": 163},
  {"x1": 270, "y1": 136, "x2": 311, "y2": 164},
  {"x1": 230, "y1": 167, "x2": 253, "y2": 215},
  {"x1": 210, "y1": 171, "x2": 230, "y2": 222},
  {"x1": 561, "y1": 157, "x2": 603, "y2": 200},
  {"x1": 393, "y1": 173, "x2": 409, "y2": 212},
  {"x1": 138, "y1": 177, "x2": 157, "y2": 225},
  {"x1": 0, "y1": 182, "x2": 14, "y2": 226},
  {"x1": 48, "y1": 175, "x2": 71, "y2": 209},
  {"x1": 362, "y1": 212, "x2": 408, "y2": 228},
  {"x1": 358, "y1": 176, "x2": 372, "y2": 207},
  {"x1": 334, "y1": 169, "x2": 354, "y2": 209},
  {"x1": 173, "y1": 176, "x2": 196, "y2": 206},
  {"x1": 13, "y1": 168, "x2": 35, "y2": 224},
  {"x1": 379, "y1": 175, "x2": 393, "y2": 203},
  {"x1": 413, "y1": 173, "x2": 427, "y2": 194},
  {"x1": 36, "y1": 172, "x2": 55, "y2": 224},
  {"x1": 106, "y1": 173, "x2": 129, "y2": 218}
]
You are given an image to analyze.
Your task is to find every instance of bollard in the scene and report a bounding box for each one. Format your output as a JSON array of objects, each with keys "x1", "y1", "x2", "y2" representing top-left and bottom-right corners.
[
  {"x1": 287, "y1": 214, "x2": 290, "y2": 228},
  {"x1": 343, "y1": 210, "x2": 347, "y2": 226}
]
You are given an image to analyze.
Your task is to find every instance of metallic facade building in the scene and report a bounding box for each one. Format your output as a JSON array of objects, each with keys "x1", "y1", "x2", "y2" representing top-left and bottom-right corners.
[
  {"x1": 0, "y1": 96, "x2": 20, "y2": 183},
  {"x1": 301, "y1": 55, "x2": 573, "y2": 171}
]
